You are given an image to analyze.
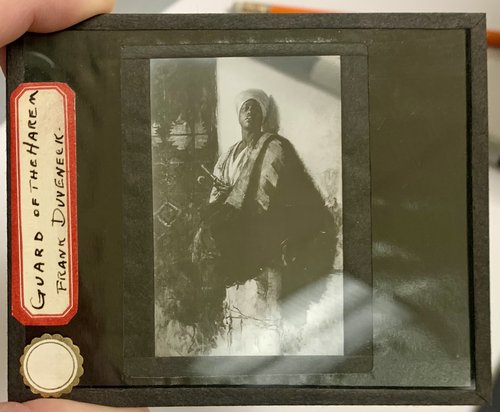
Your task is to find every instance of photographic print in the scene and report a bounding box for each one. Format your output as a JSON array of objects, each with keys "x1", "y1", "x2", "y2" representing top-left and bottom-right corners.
[
  {"x1": 150, "y1": 56, "x2": 343, "y2": 357},
  {"x1": 8, "y1": 14, "x2": 490, "y2": 406}
]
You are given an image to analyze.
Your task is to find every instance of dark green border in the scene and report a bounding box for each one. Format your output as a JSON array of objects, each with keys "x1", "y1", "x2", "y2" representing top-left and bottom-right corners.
[{"x1": 7, "y1": 13, "x2": 490, "y2": 406}]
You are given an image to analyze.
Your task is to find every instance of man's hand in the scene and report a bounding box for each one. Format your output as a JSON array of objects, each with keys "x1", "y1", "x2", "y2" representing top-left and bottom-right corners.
[
  {"x1": 0, "y1": 0, "x2": 115, "y2": 73},
  {"x1": 0, "y1": 2, "x2": 150, "y2": 411},
  {"x1": 214, "y1": 178, "x2": 232, "y2": 198}
]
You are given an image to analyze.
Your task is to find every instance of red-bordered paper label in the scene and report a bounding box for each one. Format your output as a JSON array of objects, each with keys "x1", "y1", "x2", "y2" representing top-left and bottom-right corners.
[{"x1": 10, "y1": 83, "x2": 78, "y2": 326}]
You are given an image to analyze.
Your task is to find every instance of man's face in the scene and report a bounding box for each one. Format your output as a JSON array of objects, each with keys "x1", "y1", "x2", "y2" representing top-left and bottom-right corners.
[{"x1": 238, "y1": 99, "x2": 263, "y2": 132}]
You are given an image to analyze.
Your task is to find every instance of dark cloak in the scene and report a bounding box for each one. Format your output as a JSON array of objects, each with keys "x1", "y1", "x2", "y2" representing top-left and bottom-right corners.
[{"x1": 193, "y1": 133, "x2": 338, "y2": 301}]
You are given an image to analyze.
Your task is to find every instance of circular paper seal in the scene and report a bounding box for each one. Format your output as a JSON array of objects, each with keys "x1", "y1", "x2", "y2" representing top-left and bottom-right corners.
[{"x1": 20, "y1": 334, "x2": 83, "y2": 398}]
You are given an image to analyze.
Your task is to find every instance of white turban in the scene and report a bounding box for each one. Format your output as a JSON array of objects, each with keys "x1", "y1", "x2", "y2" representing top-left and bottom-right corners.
[{"x1": 234, "y1": 89, "x2": 270, "y2": 121}]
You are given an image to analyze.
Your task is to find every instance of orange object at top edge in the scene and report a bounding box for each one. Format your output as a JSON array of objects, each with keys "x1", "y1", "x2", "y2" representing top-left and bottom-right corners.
[
  {"x1": 488, "y1": 31, "x2": 500, "y2": 48},
  {"x1": 269, "y1": 5, "x2": 328, "y2": 13},
  {"x1": 237, "y1": 2, "x2": 500, "y2": 48}
]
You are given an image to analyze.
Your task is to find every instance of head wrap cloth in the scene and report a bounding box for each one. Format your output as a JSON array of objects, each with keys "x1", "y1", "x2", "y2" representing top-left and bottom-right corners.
[{"x1": 234, "y1": 89, "x2": 270, "y2": 121}]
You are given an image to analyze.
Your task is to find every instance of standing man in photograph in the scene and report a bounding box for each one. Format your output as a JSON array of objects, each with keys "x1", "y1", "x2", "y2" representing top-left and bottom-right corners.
[{"x1": 193, "y1": 89, "x2": 337, "y2": 354}]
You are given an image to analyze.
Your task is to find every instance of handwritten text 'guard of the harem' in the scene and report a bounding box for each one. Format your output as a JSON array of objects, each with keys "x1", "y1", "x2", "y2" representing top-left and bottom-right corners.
[{"x1": 11, "y1": 83, "x2": 78, "y2": 325}]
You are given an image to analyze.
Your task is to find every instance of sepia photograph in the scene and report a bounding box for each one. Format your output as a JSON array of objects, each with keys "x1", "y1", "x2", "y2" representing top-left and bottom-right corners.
[{"x1": 150, "y1": 56, "x2": 344, "y2": 357}]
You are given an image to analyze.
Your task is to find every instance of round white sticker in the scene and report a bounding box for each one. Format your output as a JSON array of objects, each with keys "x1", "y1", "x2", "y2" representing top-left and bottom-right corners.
[{"x1": 20, "y1": 334, "x2": 83, "y2": 398}]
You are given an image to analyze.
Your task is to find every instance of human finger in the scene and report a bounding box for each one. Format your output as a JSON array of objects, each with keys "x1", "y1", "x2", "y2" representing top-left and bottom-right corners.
[
  {"x1": 0, "y1": 0, "x2": 114, "y2": 72},
  {"x1": 0, "y1": 0, "x2": 114, "y2": 47},
  {"x1": 0, "y1": 399, "x2": 149, "y2": 412}
]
